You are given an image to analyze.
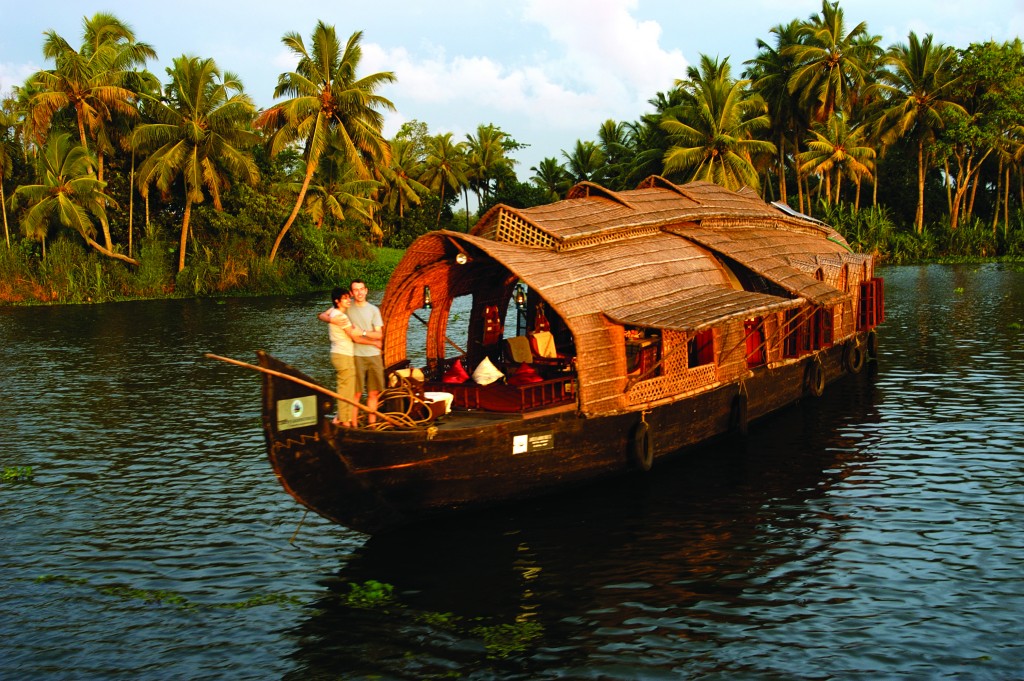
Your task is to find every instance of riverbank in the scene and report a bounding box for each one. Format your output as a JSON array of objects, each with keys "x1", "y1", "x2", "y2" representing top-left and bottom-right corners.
[
  {"x1": 0, "y1": 236, "x2": 405, "y2": 306},
  {"x1": 2, "y1": 209, "x2": 1023, "y2": 306}
]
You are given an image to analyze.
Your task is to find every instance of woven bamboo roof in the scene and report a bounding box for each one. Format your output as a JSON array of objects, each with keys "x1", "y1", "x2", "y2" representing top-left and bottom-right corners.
[
  {"x1": 383, "y1": 178, "x2": 866, "y2": 415},
  {"x1": 604, "y1": 287, "x2": 804, "y2": 333},
  {"x1": 667, "y1": 226, "x2": 851, "y2": 307},
  {"x1": 472, "y1": 177, "x2": 840, "y2": 250}
]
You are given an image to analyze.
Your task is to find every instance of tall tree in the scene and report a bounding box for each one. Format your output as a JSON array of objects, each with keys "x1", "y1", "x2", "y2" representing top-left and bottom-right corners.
[
  {"x1": 284, "y1": 132, "x2": 383, "y2": 238},
  {"x1": 0, "y1": 105, "x2": 17, "y2": 247},
  {"x1": 873, "y1": 32, "x2": 963, "y2": 232},
  {"x1": 596, "y1": 119, "x2": 632, "y2": 189},
  {"x1": 562, "y1": 140, "x2": 605, "y2": 184},
  {"x1": 379, "y1": 136, "x2": 428, "y2": 223},
  {"x1": 747, "y1": 20, "x2": 806, "y2": 206},
  {"x1": 530, "y1": 157, "x2": 569, "y2": 202},
  {"x1": 785, "y1": 1, "x2": 871, "y2": 123},
  {"x1": 661, "y1": 55, "x2": 775, "y2": 191},
  {"x1": 12, "y1": 131, "x2": 136, "y2": 264},
  {"x1": 255, "y1": 25, "x2": 395, "y2": 261},
  {"x1": 797, "y1": 115, "x2": 875, "y2": 208},
  {"x1": 421, "y1": 132, "x2": 468, "y2": 227},
  {"x1": 132, "y1": 56, "x2": 259, "y2": 272},
  {"x1": 31, "y1": 13, "x2": 155, "y2": 177},
  {"x1": 465, "y1": 123, "x2": 510, "y2": 205}
]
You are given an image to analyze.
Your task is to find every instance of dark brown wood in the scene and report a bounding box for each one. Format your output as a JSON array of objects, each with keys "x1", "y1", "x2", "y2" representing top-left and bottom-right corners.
[{"x1": 245, "y1": 177, "x2": 884, "y2": 535}]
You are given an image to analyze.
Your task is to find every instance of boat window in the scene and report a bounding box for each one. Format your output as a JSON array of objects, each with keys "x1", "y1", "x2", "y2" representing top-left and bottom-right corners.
[
  {"x1": 687, "y1": 329, "x2": 715, "y2": 367},
  {"x1": 625, "y1": 326, "x2": 661, "y2": 377},
  {"x1": 744, "y1": 318, "x2": 766, "y2": 368},
  {"x1": 811, "y1": 307, "x2": 834, "y2": 348},
  {"x1": 783, "y1": 308, "x2": 809, "y2": 358}
]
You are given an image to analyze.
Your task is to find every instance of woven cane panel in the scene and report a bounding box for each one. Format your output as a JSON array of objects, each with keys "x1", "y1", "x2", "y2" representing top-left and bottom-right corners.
[
  {"x1": 763, "y1": 313, "x2": 782, "y2": 363},
  {"x1": 626, "y1": 330, "x2": 718, "y2": 404},
  {"x1": 558, "y1": 225, "x2": 663, "y2": 251},
  {"x1": 495, "y1": 210, "x2": 556, "y2": 248}
]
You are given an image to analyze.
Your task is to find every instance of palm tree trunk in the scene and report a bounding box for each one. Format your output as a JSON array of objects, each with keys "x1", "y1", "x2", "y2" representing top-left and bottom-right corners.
[
  {"x1": 179, "y1": 198, "x2": 193, "y2": 272},
  {"x1": 269, "y1": 159, "x2": 316, "y2": 262},
  {"x1": 129, "y1": 147, "x2": 135, "y2": 258},
  {"x1": 1004, "y1": 165, "x2": 1011, "y2": 236},
  {"x1": 435, "y1": 184, "x2": 446, "y2": 227},
  {"x1": 1, "y1": 183, "x2": 9, "y2": 248},
  {"x1": 916, "y1": 138, "x2": 926, "y2": 234},
  {"x1": 82, "y1": 232, "x2": 140, "y2": 266},
  {"x1": 777, "y1": 130, "x2": 788, "y2": 205},
  {"x1": 993, "y1": 158, "x2": 1002, "y2": 235}
]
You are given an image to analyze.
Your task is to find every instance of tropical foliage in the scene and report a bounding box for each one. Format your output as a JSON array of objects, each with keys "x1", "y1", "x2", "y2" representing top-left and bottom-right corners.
[{"x1": 2, "y1": 3, "x2": 1024, "y2": 305}]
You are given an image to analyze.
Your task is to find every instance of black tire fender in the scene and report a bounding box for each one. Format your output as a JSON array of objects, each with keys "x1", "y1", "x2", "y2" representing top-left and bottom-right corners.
[
  {"x1": 844, "y1": 340, "x2": 865, "y2": 374},
  {"x1": 866, "y1": 330, "x2": 879, "y2": 360},
  {"x1": 731, "y1": 390, "x2": 749, "y2": 436},
  {"x1": 806, "y1": 358, "x2": 825, "y2": 397},
  {"x1": 630, "y1": 420, "x2": 654, "y2": 472}
]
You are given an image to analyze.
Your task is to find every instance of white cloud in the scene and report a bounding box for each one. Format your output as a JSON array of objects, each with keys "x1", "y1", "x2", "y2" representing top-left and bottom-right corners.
[
  {"x1": 0, "y1": 62, "x2": 39, "y2": 97},
  {"x1": 362, "y1": 0, "x2": 687, "y2": 150}
]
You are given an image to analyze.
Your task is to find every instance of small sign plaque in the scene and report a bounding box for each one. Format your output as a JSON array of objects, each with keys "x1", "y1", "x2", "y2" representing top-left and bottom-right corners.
[
  {"x1": 511, "y1": 430, "x2": 554, "y2": 454},
  {"x1": 277, "y1": 395, "x2": 317, "y2": 431}
]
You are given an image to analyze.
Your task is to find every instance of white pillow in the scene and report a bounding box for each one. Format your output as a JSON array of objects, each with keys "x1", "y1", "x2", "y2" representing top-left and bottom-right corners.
[{"x1": 472, "y1": 356, "x2": 505, "y2": 385}]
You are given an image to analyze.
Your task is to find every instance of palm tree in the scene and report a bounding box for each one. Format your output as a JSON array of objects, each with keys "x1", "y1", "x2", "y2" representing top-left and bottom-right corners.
[
  {"x1": 797, "y1": 115, "x2": 875, "y2": 208},
  {"x1": 562, "y1": 140, "x2": 605, "y2": 184},
  {"x1": 872, "y1": 32, "x2": 963, "y2": 232},
  {"x1": 254, "y1": 24, "x2": 395, "y2": 262},
  {"x1": 661, "y1": 55, "x2": 775, "y2": 191},
  {"x1": 29, "y1": 13, "x2": 155, "y2": 250},
  {"x1": 283, "y1": 134, "x2": 383, "y2": 236},
  {"x1": 132, "y1": 56, "x2": 259, "y2": 272},
  {"x1": 747, "y1": 20, "x2": 804, "y2": 206},
  {"x1": 11, "y1": 132, "x2": 136, "y2": 264},
  {"x1": 31, "y1": 13, "x2": 155, "y2": 173},
  {"x1": 378, "y1": 137, "x2": 428, "y2": 235},
  {"x1": 465, "y1": 124, "x2": 510, "y2": 206},
  {"x1": 785, "y1": 1, "x2": 871, "y2": 123},
  {"x1": 421, "y1": 132, "x2": 468, "y2": 227},
  {"x1": 0, "y1": 104, "x2": 17, "y2": 247},
  {"x1": 596, "y1": 119, "x2": 632, "y2": 189},
  {"x1": 530, "y1": 157, "x2": 569, "y2": 202}
]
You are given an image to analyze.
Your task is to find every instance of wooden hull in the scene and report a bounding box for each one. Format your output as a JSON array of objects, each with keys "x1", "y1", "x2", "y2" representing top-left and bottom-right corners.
[{"x1": 259, "y1": 338, "x2": 868, "y2": 534}]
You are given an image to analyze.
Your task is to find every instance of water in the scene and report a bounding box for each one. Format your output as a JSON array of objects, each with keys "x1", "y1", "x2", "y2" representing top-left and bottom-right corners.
[{"x1": 1, "y1": 264, "x2": 1022, "y2": 680}]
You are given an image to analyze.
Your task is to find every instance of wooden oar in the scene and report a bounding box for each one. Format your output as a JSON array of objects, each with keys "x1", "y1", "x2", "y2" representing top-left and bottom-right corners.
[{"x1": 204, "y1": 353, "x2": 407, "y2": 429}]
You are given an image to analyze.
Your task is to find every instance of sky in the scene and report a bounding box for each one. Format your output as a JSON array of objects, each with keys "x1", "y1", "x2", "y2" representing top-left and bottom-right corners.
[{"x1": 2, "y1": 0, "x2": 1022, "y2": 174}]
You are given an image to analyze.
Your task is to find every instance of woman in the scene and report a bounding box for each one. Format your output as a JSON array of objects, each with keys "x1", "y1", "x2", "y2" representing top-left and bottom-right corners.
[{"x1": 317, "y1": 287, "x2": 377, "y2": 426}]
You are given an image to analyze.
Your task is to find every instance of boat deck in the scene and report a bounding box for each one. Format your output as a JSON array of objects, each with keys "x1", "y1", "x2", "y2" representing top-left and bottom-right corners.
[{"x1": 431, "y1": 402, "x2": 577, "y2": 430}]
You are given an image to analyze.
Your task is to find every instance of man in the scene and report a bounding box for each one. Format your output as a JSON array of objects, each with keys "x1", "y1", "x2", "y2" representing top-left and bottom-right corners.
[
  {"x1": 346, "y1": 279, "x2": 385, "y2": 423},
  {"x1": 317, "y1": 288, "x2": 378, "y2": 426}
]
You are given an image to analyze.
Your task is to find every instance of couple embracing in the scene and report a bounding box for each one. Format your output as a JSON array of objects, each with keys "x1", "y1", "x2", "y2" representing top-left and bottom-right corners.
[{"x1": 317, "y1": 280, "x2": 384, "y2": 426}]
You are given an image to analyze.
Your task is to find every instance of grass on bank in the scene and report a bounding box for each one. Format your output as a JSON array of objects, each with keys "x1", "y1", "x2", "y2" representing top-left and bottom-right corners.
[{"x1": 3, "y1": 203, "x2": 1024, "y2": 305}]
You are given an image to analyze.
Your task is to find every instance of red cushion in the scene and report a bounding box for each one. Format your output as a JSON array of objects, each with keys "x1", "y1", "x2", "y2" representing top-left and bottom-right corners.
[
  {"x1": 442, "y1": 359, "x2": 469, "y2": 384},
  {"x1": 507, "y1": 362, "x2": 543, "y2": 386}
]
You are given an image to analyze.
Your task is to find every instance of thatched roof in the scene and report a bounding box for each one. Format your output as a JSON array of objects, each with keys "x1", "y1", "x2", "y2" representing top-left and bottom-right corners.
[
  {"x1": 472, "y1": 177, "x2": 843, "y2": 251},
  {"x1": 383, "y1": 177, "x2": 864, "y2": 415}
]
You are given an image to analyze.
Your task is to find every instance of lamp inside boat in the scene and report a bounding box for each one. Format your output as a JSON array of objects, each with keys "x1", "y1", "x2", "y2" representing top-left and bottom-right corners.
[
  {"x1": 455, "y1": 252, "x2": 469, "y2": 265},
  {"x1": 514, "y1": 283, "x2": 527, "y2": 310},
  {"x1": 423, "y1": 285, "x2": 432, "y2": 310}
]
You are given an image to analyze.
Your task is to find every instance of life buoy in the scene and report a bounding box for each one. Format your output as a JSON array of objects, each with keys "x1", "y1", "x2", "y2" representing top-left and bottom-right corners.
[
  {"x1": 844, "y1": 340, "x2": 865, "y2": 374},
  {"x1": 866, "y1": 330, "x2": 879, "y2": 360},
  {"x1": 730, "y1": 391, "x2": 749, "y2": 436},
  {"x1": 630, "y1": 421, "x2": 654, "y2": 472},
  {"x1": 806, "y1": 359, "x2": 825, "y2": 397}
]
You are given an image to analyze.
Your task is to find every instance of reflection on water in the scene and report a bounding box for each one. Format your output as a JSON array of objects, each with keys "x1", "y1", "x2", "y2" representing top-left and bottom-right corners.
[{"x1": 2, "y1": 265, "x2": 1023, "y2": 679}]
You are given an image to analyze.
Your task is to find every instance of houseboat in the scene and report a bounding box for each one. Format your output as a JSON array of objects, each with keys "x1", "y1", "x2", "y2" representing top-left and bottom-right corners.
[{"x1": 247, "y1": 177, "x2": 883, "y2": 534}]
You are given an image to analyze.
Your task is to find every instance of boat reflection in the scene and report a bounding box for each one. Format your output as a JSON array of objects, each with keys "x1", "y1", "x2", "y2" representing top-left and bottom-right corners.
[{"x1": 281, "y1": 372, "x2": 882, "y2": 678}]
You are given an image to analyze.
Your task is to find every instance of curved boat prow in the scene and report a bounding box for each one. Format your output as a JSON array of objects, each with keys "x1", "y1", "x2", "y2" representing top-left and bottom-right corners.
[{"x1": 256, "y1": 350, "x2": 403, "y2": 534}]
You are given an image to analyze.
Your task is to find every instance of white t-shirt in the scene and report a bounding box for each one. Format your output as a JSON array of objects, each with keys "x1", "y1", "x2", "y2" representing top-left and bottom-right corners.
[{"x1": 328, "y1": 308, "x2": 354, "y2": 356}]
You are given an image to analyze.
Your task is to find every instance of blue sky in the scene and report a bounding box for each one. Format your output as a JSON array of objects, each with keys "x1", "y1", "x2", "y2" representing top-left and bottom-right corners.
[{"x1": 2, "y1": 0, "x2": 1021, "y2": 174}]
